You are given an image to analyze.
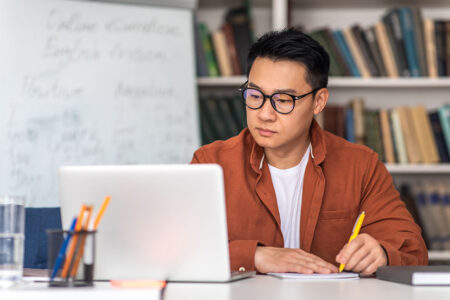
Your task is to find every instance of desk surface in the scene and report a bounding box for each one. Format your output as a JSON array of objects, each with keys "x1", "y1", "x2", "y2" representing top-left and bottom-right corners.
[{"x1": 4, "y1": 275, "x2": 450, "y2": 300}]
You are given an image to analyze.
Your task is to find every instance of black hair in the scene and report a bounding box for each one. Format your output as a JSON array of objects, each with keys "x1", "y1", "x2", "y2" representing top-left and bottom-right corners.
[{"x1": 247, "y1": 28, "x2": 330, "y2": 90}]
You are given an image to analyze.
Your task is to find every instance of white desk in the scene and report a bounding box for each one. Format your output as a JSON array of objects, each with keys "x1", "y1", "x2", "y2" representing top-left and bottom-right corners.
[{"x1": 3, "y1": 275, "x2": 450, "y2": 300}]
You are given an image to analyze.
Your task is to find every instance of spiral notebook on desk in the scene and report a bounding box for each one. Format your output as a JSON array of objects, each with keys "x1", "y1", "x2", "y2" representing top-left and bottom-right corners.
[{"x1": 376, "y1": 266, "x2": 450, "y2": 286}]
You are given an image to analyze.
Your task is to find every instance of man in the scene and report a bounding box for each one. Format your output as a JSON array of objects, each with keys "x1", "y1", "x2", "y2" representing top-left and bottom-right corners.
[{"x1": 191, "y1": 28, "x2": 428, "y2": 275}]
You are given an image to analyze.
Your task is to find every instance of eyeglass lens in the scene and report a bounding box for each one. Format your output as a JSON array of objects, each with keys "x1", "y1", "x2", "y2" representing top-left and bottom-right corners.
[{"x1": 243, "y1": 88, "x2": 294, "y2": 114}]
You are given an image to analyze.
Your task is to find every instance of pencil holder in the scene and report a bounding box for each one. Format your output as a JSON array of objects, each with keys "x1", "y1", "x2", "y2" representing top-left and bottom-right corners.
[{"x1": 46, "y1": 229, "x2": 96, "y2": 287}]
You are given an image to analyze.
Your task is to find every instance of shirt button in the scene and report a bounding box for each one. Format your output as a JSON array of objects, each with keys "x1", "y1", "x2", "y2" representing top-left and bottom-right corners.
[{"x1": 239, "y1": 267, "x2": 246, "y2": 272}]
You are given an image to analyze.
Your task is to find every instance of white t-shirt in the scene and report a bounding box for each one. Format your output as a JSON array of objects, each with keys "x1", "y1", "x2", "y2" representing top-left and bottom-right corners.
[{"x1": 268, "y1": 145, "x2": 311, "y2": 249}]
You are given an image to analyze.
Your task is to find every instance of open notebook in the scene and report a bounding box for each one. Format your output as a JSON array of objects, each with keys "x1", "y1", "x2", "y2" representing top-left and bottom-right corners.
[{"x1": 268, "y1": 272, "x2": 359, "y2": 280}]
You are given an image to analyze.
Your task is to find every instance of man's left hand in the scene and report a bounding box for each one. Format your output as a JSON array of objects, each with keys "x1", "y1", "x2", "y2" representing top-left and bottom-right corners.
[{"x1": 335, "y1": 233, "x2": 387, "y2": 275}]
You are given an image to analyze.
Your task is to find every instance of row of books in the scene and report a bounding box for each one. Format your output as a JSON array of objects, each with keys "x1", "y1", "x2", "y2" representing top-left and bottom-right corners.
[
  {"x1": 308, "y1": 6, "x2": 448, "y2": 78},
  {"x1": 194, "y1": 3, "x2": 254, "y2": 77},
  {"x1": 199, "y1": 95, "x2": 247, "y2": 145},
  {"x1": 317, "y1": 100, "x2": 450, "y2": 164},
  {"x1": 399, "y1": 181, "x2": 450, "y2": 250},
  {"x1": 196, "y1": 5, "x2": 450, "y2": 78}
]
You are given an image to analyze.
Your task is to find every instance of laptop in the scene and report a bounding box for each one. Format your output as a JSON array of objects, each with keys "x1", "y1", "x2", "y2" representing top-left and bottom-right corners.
[{"x1": 59, "y1": 164, "x2": 255, "y2": 282}]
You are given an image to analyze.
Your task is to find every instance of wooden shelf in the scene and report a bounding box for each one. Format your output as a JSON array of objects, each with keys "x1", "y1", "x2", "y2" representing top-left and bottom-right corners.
[
  {"x1": 386, "y1": 164, "x2": 450, "y2": 174},
  {"x1": 198, "y1": 76, "x2": 450, "y2": 88},
  {"x1": 428, "y1": 250, "x2": 450, "y2": 261}
]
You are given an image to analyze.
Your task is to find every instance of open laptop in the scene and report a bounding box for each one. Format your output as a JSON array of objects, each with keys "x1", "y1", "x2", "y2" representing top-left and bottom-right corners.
[{"x1": 59, "y1": 164, "x2": 255, "y2": 282}]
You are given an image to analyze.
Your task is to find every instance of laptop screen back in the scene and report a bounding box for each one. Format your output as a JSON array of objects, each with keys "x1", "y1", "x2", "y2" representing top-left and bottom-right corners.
[{"x1": 59, "y1": 164, "x2": 231, "y2": 281}]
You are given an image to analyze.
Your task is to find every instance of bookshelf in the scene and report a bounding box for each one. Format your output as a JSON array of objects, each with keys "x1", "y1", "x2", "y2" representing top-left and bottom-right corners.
[
  {"x1": 196, "y1": 0, "x2": 450, "y2": 262},
  {"x1": 198, "y1": 76, "x2": 450, "y2": 88}
]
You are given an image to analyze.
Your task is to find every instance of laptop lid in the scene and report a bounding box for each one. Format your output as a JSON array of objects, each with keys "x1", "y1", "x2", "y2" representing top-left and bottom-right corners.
[{"x1": 59, "y1": 164, "x2": 232, "y2": 282}]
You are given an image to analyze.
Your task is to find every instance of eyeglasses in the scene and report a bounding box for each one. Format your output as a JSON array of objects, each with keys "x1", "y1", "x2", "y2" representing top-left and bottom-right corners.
[{"x1": 239, "y1": 82, "x2": 319, "y2": 114}]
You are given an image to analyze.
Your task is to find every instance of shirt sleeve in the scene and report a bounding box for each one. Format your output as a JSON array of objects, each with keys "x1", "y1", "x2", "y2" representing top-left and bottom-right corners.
[
  {"x1": 360, "y1": 152, "x2": 428, "y2": 266},
  {"x1": 190, "y1": 147, "x2": 261, "y2": 271}
]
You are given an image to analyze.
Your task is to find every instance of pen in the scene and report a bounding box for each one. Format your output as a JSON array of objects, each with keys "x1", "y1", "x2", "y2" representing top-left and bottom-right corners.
[
  {"x1": 61, "y1": 204, "x2": 87, "y2": 278},
  {"x1": 84, "y1": 196, "x2": 111, "y2": 282},
  {"x1": 69, "y1": 205, "x2": 93, "y2": 278},
  {"x1": 339, "y1": 211, "x2": 365, "y2": 272},
  {"x1": 50, "y1": 217, "x2": 77, "y2": 281}
]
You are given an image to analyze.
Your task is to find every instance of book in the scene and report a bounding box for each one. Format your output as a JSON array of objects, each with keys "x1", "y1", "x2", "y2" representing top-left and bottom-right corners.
[
  {"x1": 222, "y1": 22, "x2": 242, "y2": 75},
  {"x1": 438, "y1": 105, "x2": 450, "y2": 156},
  {"x1": 364, "y1": 110, "x2": 385, "y2": 162},
  {"x1": 382, "y1": 9, "x2": 409, "y2": 77},
  {"x1": 414, "y1": 183, "x2": 443, "y2": 250},
  {"x1": 345, "y1": 107, "x2": 355, "y2": 143},
  {"x1": 379, "y1": 109, "x2": 395, "y2": 164},
  {"x1": 374, "y1": 22, "x2": 399, "y2": 78},
  {"x1": 198, "y1": 23, "x2": 219, "y2": 77},
  {"x1": 343, "y1": 27, "x2": 371, "y2": 78},
  {"x1": 225, "y1": 6, "x2": 253, "y2": 76},
  {"x1": 365, "y1": 26, "x2": 387, "y2": 77},
  {"x1": 398, "y1": 7, "x2": 420, "y2": 77},
  {"x1": 446, "y1": 21, "x2": 450, "y2": 76},
  {"x1": 333, "y1": 30, "x2": 361, "y2": 77},
  {"x1": 217, "y1": 97, "x2": 240, "y2": 137},
  {"x1": 323, "y1": 105, "x2": 346, "y2": 138},
  {"x1": 351, "y1": 25, "x2": 380, "y2": 76},
  {"x1": 351, "y1": 98, "x2": 365, "y2": 145},
  {"x1": 428, "y1": 183, "x2": 450, "y2": 250},
  {"x1": 390, "y1": 109, "x2": 408, "y2": 164},
  {"x1": 211, "y1": 30, "x2": 233, "y2": 76},
  {"x1": 398, "y1": 184, "x2": 425, "y2": 239},
  {"x1": 199, "y1": 96, "x2": 222, "y2": 142},
  {"x1": 423, "y1": 19, "x2": 438, "y2": 78},
  {"x1": 376, "y1": 266, "x2": 450, "y2": 286},
  {"x1": 396, "y1": 106, "x2": 422, "y2": 163},
  {"x1": 310, "y1": 28, "x2": 348, "y2": 76},
  {"x1": 429, "y1": 111, "x2": 450, "y2": 162},
  {"x1": 434, "y1": 20, "x2": 447, "y2": 77},
  {"x1": 323, "y1": 29, "x2": 352, "y2": 76},
  {"x1": 414, "y1": 106, "x2": 440, "y2": 163},
  {"x1": 411, "y1": 7, "x2": 428, "y2": 77},
  {"x1": 226, "y1": 96, "x2": 247, "y2": 131},
  {"x1": 409, "y1": 106, "x2": 432, "y2": 163},
  {"x1": 193, "y1": 17, "x2": 209, "y2": 77}
]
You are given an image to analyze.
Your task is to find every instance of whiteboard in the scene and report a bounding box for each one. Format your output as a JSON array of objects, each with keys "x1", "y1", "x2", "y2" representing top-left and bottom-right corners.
[{"x1": 0, "y1": 0, "x2": 200, "y2": 207}]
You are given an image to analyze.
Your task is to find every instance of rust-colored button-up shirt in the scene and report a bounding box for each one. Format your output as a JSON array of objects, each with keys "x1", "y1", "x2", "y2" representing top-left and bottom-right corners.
[{"x1": 191, "y1": 120, "x2": 428, "y2": 271}]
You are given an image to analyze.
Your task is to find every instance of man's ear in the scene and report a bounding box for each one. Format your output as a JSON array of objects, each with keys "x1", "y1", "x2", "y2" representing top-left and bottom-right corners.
[{"x1": 313, "y1": 88, "x2": 329, "y2": 115}]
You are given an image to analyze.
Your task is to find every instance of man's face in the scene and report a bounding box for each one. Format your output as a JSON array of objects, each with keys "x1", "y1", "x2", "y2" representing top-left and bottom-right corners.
[{"x1": 246, "y1": 57, "x2": 319, "y2": 154}]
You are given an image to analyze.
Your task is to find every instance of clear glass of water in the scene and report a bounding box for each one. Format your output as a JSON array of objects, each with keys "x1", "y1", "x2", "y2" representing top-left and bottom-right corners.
[{"x1": 0, "y1": 196, "x2": 25, "y2": 288}]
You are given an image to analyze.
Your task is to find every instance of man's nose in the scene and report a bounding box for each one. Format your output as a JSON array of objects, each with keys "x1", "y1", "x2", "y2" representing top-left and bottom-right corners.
[{"x1": 257, "y1": 96, "x2": 277, "y2": 121}]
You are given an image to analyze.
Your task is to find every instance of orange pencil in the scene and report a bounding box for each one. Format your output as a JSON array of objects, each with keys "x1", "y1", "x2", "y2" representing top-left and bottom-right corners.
[
  {"x1": 61, "y1": 204, "x2": 86, "y2": 278},
  {"x1": 69, "y1": 205, "x2": 93, "y2": 278},
  {"x1": 94, "y1": 196, "x2": 111, "y2": 230}
]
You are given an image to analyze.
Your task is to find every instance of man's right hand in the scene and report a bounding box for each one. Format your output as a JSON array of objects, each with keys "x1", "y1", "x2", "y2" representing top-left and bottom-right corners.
[{"x1": 254, "y1": 246, "x2": 338, "y2": 274}]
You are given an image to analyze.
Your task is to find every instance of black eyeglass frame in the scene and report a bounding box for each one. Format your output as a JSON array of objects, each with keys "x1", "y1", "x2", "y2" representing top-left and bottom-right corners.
[{"x1": 238, "y1": 81, "x2": 320, "y2": 114}]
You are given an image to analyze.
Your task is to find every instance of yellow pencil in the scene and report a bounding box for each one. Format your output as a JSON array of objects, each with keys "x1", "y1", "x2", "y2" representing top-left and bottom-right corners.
[
  {"x1": 339, "y1": 211, "x2": 365, "y2": 272},
  {"x1": 94, "y1": 196, "x2": 111, "y2": 230}
]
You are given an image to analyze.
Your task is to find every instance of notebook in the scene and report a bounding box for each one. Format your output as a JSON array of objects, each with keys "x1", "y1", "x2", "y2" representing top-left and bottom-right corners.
[
  {"x1": 376, "y1": 266, "x2": 450, "y2": 286},
  {"x1": 268, "y1": 272, "x2": 359, "y2": 280},
  {"x1": 59, "y1": 164, "x2": 254, "y2": 282}
]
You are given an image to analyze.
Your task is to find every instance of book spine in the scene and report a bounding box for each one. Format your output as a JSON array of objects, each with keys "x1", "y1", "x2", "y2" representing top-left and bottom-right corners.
[
  {"x1": 398, "y1": 7, "x2": 420, "y2": 77},
  {"x1": 424, "y1": 19, "x2": 438, "y2": 78},
  {"x1": 333, "y1": 30, "x2": 361, "y2": 77},
  {"x1": 199, "y1": 23, "x2": 219, "y2": 77},
  {"x1": 375, "y1": 22, "x2": 399, "y2": 77},
  {"x1": 343, "y1": 28, "x2": 371, "y2": 78},
  {"x1": 429, "y1": 111, "x2": 450, "y2": 163}
]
